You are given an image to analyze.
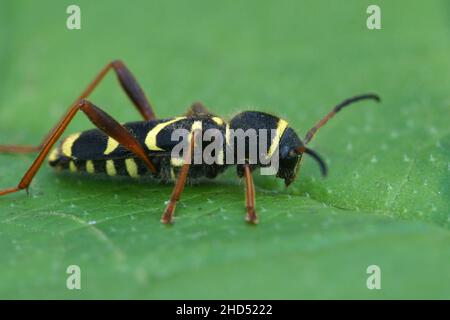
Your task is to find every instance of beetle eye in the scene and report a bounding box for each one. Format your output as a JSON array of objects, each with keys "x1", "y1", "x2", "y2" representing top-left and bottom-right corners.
[{"x1": 288, "y1": 149, "x2": 298, "y2": 158}]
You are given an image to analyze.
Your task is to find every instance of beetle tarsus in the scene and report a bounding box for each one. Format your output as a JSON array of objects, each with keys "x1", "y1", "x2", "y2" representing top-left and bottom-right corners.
[
  {"x1": 161, "y1": 203, "x2": 176, "y2": 224},
  {"x1": 245, "y1": 208, "x2": 259, "y2": 225}
]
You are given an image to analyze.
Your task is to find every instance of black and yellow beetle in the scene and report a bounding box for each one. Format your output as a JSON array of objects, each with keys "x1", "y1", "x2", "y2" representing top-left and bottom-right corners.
[{"x1": 0, "y1": 60, "x2": 380, "y2": 224}]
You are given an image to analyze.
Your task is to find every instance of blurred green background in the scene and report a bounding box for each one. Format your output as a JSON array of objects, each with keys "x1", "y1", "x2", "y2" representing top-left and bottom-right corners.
[{"x1": 0, "y1": 0, "x2": 449, "y2": 299}]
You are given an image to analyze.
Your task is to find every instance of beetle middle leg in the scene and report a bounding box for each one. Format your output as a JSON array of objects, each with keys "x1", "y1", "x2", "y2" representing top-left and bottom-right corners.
[
  {"x1": 0, "y1": 60, "x2": 156, "y2": 154},
  {"x1": 0, "y1": 99, "x2": 156, "y2": 196},
  {"x1": 185, "y1": 101, "x2": 212, "y2": 117},
  {"x1": 161, "y1": 128, "x2": 199, "y2": 224}
]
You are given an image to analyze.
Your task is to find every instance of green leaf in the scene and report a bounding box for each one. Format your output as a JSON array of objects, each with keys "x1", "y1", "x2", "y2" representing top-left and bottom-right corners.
[{"x1": 0, "y1": 0, "x2": 449, "y2": 299}]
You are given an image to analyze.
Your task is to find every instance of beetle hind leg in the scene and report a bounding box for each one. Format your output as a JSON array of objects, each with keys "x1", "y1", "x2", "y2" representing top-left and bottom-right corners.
[
  {"x1": 0, "y1": 99, "x2": 156, "y2": 196},
  {"x1": 0, "y1": 145, "x2": 40, "y2": 154},
  {"x1": 0, "y1": 60, "x2": 156, "y2": 155}
]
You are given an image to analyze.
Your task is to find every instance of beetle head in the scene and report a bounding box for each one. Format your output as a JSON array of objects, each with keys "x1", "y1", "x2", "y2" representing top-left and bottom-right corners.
[{"x1": 277, "y1": 127, "x2": 327, "y2": 186}]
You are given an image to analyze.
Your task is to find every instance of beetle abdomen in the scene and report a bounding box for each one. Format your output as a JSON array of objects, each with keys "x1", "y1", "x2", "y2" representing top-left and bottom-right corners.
[
  {"x1": 48, "y1": 115, "x2": 229, "y2": 181},
  {"x1": 49, "y1": 154, "x2": 152, "y2": 178}
]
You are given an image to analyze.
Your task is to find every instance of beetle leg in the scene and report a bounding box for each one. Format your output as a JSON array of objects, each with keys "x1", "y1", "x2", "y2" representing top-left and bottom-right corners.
[
  {"x1": 0, "y1": 100, "x2": 156, "y2": 196},
  {"x1": 243, "y1": 164, "x2": 258, "y2": 224},
  {"x1": 185, "y1": 101, "x2": 212, "y2": 117},
  {"x1": 0, "y1": 60, "x2": 156, "y2": 154},
  {"x1": 161, "y1": 129, "x2": 199, "y2": 224},
  {"x1": 110, "y1": 60, "x2": 156, "y2": 121}
]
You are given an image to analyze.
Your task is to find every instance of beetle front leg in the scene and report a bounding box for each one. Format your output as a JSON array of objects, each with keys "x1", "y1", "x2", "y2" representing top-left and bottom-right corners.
[{"x1": 243, "y1": 164, "x2": 258, "y2": 224}]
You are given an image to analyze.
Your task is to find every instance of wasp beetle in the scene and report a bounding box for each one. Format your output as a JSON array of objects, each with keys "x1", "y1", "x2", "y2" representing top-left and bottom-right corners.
[{"x1": 0, "y1": 60, "x2": 380, "y2": 224}]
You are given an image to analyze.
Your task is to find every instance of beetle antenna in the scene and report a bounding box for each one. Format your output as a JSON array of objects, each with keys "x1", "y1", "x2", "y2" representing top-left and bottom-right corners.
[
  {"x1": 295, "y1": 147, "x2": 327, "y2": 177},
  {"x1": 304, "y1": 93, "x2": 380, "y2": 144}
]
